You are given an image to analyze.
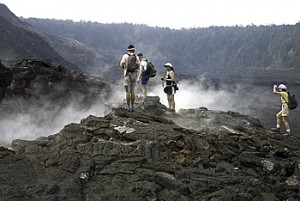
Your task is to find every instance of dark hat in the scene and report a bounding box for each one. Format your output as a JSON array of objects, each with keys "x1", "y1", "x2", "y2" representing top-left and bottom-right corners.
[
  {"x1": 128, "y1": 45, "x2": 135, "y2": 51},
  {"x1": 137, "y1": 53, "x2": 143, "y2": 56}
]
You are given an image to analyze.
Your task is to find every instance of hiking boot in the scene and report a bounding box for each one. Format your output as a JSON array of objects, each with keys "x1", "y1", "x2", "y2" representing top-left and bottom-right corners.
[
  {"x1": 270, "y1": 127, "x2": 280, "y2": 133},
  {"x1": 167, "y1": 108, "x2": 175, "y2": 113}
]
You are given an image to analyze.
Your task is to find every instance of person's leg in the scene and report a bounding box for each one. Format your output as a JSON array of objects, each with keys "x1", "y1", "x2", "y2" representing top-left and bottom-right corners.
[
  {"x1": 126, "y1": 91, "x2": 131, "y2": 108},
  {"x1": 124, "y1": 75, "x2": 131, "y2": 109},
  {"x1": 170, "y1": 87, "x2": 176, "y2": 111},
  {"x1": 141, "y1": 85, "x2": 147, "y2": 97},
  {"x1": 170, "y1": 95, "x2": 175, "y2": 110},
  {"x1": 282, "y1": 104, "x2": 290, "y2": 134},
  {"x1": 167, "y1": 94, "x2": 172, "y2": 109},
  {"x1": 282, "y1": 117, "x2": 290, "y2": 131},
  {"x1": 167, "y1": 94, "x2": 175, "y2": 112},
  {"x1": 276, "y1": 111, "x2": 282, "y2": 128},
  {"x1": 131, "y1": 91, "x2": 135, "y2": 108},
  {"x1": 141, "y1": 75, "x2": 148, "y2": 98},
  {"x1": 271, "y1": 111, "x2": 282, "y2": 132},
  {"x1": 130, "y1": 75, "x2": 136, "y2": 109}
]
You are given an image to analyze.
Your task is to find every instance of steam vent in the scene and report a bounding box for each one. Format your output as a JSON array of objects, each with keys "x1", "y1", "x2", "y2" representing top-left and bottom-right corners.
[{"x1": 1, "y1": 94, "x2": 300, "y2": 200}]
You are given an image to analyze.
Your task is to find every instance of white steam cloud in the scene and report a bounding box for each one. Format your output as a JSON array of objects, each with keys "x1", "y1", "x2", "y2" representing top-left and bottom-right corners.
[
  {"x1": 0, "y1": 100, "x2": 105, "y2": 145},
  {"x1": 1, "y1": 76, "x2": 274, "y2": 146},
  {"x1": 146, "y1": 76, "x2": 272, "y2": 114}
]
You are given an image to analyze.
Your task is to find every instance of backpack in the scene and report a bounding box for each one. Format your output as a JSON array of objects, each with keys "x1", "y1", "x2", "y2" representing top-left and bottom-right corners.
[
  {"x1": 145, "y1": 61, "x2": 156, "y2": 78},
  {"x1": 287, "y1": 92, "x2": 298, "y2": 110},
  {"x1": 127, "y1": 54, "x2": 139, "y2": 72}
]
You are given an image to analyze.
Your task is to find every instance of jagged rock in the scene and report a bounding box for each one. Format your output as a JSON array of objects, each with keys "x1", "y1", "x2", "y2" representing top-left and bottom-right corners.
[
  {"x1": 0, "y1": 59, "x2": 111, "y2": 110},
  {"x1": 1, "y1": 97, "x2": 300, "y2": 200},
  {"x1": 0, "y1": 60, "x2": 12, "y2": 102}
]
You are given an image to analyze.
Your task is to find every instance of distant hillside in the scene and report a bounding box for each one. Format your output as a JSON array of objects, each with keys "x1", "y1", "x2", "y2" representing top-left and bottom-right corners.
[
  {"x1": 25, "y1": 18, "x2": 300, "y2": 74},
  {"x1": 0, "y1": 3, "x2": 33, "y2": 30},
  {"x1": 43, "y1": 34, "x2": 116, "y2": 75},
  {"x1": 0, "y1": 15, "x2": 71, "y2": 67},
  {"x1": 1, "y1": 2, "x2": 300, "y2": 77},
  {"x1": 0, "y1": 3, "x2": 114, "y2": 76}
]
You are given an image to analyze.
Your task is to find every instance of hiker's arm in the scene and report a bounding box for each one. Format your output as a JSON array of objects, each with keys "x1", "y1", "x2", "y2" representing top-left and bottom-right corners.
[
  {"x1": 273, "y1": 85, "x2": 284, "y2": 95},
  {"x1": 137, "y1": 66, "x2": 144, "y2": 82},
  {"x1": 137, "y1": 56, "x2": 141, "y2": 65},
  {"x1": 273, "y1": 85, "x2": 286, "y2": 97},
  {"x1": 119, "y1": 55, "x2": 127, "y2": 68},
  {"x1": 273, "y1": 85, "x2": 279, "y2": 94}
]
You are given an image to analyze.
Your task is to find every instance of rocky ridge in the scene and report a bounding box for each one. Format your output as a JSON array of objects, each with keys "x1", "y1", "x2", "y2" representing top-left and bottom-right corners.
[
  {"x1": 0, "y1": 59, "x2": 111, "y2": 109},
  {"x1": 0, "y1": 60, "x2": 12, "y2": 102},
  {"x1": 1, "y1": 96, "x2": 300, "y2": 201}
]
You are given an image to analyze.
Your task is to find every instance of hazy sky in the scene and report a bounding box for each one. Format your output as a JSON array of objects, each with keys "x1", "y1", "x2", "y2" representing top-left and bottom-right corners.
[{"x1": 1, "y1": 0, "x2": 300, "y2": 29}]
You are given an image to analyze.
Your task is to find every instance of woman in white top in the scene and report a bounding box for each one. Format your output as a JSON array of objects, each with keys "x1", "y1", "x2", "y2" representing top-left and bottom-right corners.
[{"x1": 161, "y1": 63, "x2": 176, "y2": 112}]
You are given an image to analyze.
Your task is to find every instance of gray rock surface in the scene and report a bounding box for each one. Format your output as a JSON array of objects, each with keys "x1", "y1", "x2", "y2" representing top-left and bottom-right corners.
[{"x1": 1, "y1": 97, "x2": 300, "y2": 201}]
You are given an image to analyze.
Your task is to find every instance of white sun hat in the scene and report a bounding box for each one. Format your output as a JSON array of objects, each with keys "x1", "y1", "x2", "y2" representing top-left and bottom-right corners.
[
  {"x1": 278, "y1": 84, "x2": 287, "y2": 90},
  {"x1": 163, "y1": 63, "x2": 173, "y2": 67}
]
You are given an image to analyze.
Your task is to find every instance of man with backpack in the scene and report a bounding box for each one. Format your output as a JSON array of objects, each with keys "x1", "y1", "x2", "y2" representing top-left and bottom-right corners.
[
  {"x1": 119, "y1": 45, "x2": 140, "y2": 110},
  {"x1": 136, "y1": 53, "x2": 149, "y2": 98},
  {"x1": 271, "y1": 84, "x2": 291, "y2": 135}
]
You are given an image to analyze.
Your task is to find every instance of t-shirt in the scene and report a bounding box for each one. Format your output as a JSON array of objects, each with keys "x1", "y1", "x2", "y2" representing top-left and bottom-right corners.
[
  {"x1": 279, "y1": 92, "x2": 289, "y2": 104},
  {"x1": 140, "y1": 60, "x2": 147, "y2": 71},
  {"x1": 120, "y1": 52, "x2": 140, "y2": 76}
]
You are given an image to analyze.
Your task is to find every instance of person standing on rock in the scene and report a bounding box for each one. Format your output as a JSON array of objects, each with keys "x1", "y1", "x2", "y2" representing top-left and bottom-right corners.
[
  {"x1": 136, "y1": 53, "x2": 149, "y2": 98},
  {"x1": 119, "y1": 45, "x2": 140, "y2": 110},
  {"x1": 161, "y1": 63, "x2": 177, "y2": 112},
  {"x1": 271, "y1": 84, "x2": 291, "y2": 135}
]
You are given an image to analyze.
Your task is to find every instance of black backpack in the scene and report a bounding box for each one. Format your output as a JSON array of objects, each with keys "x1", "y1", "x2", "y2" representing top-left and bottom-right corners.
[
  {"x1": 145, "y1": 61, "x2": 156, "y2": 78},
  {"x1": 127, "y1": 54, "x2": 139, "y2": 72},
  {"x1": 287, "y1": 92, "x2": 298, "y2": 110}
]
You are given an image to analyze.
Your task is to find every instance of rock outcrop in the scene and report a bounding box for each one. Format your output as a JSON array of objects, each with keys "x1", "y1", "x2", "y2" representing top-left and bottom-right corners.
[
  {"x1": 0, "y1": 60, "x2": 12, "y2": 102},
  {"x1": 0, "y1": 59, "x2": 111, "y2": 108},
  {"x1": 1, "y1": 97, "x2": 300, "y2": 201}
]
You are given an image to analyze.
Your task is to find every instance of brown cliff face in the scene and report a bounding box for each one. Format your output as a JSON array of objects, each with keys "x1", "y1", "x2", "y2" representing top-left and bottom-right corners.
[{"x1": 1, "y1": 96, "x2": 300, "y2": 201}]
